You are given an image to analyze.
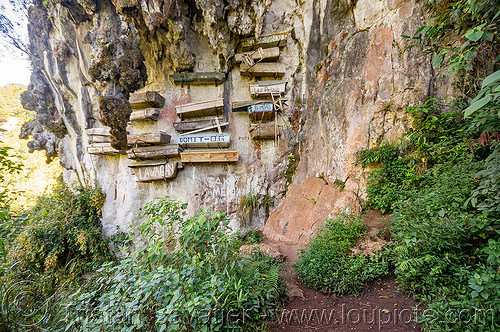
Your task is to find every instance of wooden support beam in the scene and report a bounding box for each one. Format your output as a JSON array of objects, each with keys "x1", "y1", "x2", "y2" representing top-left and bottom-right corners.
[
  {"x1": 127, "y1": 144, "x2": 182, "y2": 160},
  {"x1": 235, "y1": 47, "x2": 280, "y2": 63},
  {"x1": 173, "y1": 117, "x2": 227, "y2": 132},
  {"x1": 128, "y1": 132, "x2": 171, "y2": 146},
  {"x1": 249, "y1": 123, "x2": 282, "y2": 139},
  {"x1": 239, "y1": 63, "x2": 286, "y2": 77},
  {"x1": 169, "y1": 72, "x2": 225, "y2": 85},
  {"x1": 130, "y1": 108, "x2": 161, "y2": 121},
  {"x1": 87, "y1": 143, "x2": 124, "y2": 155},
  {"x1": 181, "y1": 150, "x2": 239, "y2": 163},
  {"x1": 240, "y1": 31, "x2": 289, "y2": 51},
  {"x1": 129, "y1": 91, "x2": 165, "y2": 110},
  {"x1": 176, "y1": 98, "x2": 224, "y2": 118}
]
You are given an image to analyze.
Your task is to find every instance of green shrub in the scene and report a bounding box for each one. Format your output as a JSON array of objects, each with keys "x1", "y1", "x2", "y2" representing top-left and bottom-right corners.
[
  {"x1": 65, "y1": 198, "x2": 286, "y2": 331},
  {"x1": 358, "y1": 95, "x2": 500, "y2": 330},
  {"x1": 0, "y1": 179, "x2": 114, "y2": 330},
  {"x1": 295, "y1": 214, "x2": 389, "y2": 295}
]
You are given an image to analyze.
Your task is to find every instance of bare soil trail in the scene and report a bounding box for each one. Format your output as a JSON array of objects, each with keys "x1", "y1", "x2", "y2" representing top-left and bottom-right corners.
[{"x1": 265, "y1": 210, "x2": 422, "y2": 331}]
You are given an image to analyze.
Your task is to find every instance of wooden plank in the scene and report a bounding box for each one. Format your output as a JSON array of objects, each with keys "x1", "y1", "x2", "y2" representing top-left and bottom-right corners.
[
  {"x1": 177, "y1": 133, "x2": 230, "y2": 148},
  {"x1": 128, "y1": 132, "x2": 171, "y2": 146},
  {"x1": 87, "y1": 143, "x2": 124, "y2": 155},
  {"x1": 249, "y1": 123, "x2": 282, "y2": 139},
  {"x1": 181, "y1": 150, "x2": 239, "y2": 163},
  {"x1": 129, "y1": 159, "x2": 174, "y2": 167},
  {"x1": 88, "y1": 135, "x2": 111, "y2": 144},
  {"x1": 127, "y1": 144, "x2": 182, "y2": 160},
  {"x1": 173, "y1": 117, "x2": 227, "y2": 132},
  {"x1": 169, "y1": 72, "x2": 225, "y2": 85},
  {"x1": 86, "y1": 128, "x2": 110, "y2": 136},
  {"x1": 130, "y1": 108, "x2": 160, "y2": 121},
  {"x1": 240, "y1": 31, "x2": 289, "y2": 51},
  {"x1": 131, "y1": 162, "x2": 178, "y2": 182},
  {"x1": 129, "y1": 91, "x2": 165, "y2": 110},
  {"x1": 235, "y1": 47, "x2": 280, "y2": 63},
  {"x1": 176, "y1": 98, "x2": 224, "y2": 118},
  {"x1": 181, "y1": 122, "x2": 230, "y2": 135},
  {"x1": 239, "y1": 63, "x2": 286, "y2": 77},
  {"x1": 250, "y1": 80, "x2": 287, "y2": 96},
  {"x1": 248, "y1": 102, "x2": 275, "y2": 121}
]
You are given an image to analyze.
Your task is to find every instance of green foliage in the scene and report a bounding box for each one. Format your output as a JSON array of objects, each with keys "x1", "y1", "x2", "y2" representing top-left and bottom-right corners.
[
  {"x1": 295, "y1": 214, "x2": 389, "y2": 295},
  {"x1": 281, "y1": 153, "x2": 300, "y2": 193},
  {"x1": 65, "y1": 198, "x2": 286, "y2": 331},
  {"x1": 358, "y1": 96, "x2": 500, "y2": 330},
  {"x1": 237, "y1": 229, "x2": 262, "y2": 245},
  {"x1": 239, "y1": 191, "x2": 275, "y2": 227},
  {"x1": 0, "y1": 180, "x2": 114, "y2": 329}
]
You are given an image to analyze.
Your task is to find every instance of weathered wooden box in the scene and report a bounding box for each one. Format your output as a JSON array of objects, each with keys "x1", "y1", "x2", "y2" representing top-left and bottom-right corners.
[
  {"x1": 176, "y1": 98, "x2": 224, "y2": 118},
  {"x1": 127, "y1": 132, "x2": 171, "y2": 146},
  {"x1": 129, "y1": 91, "x2": 165, "y2": 110},
  {"x1": 181, "y1": 150, "x2": 239, "y2": 163},
  {"x1": 169, "y1": 72, "x2": 225, "y2": 85},
  {"x1": 127, "y1": 144, "x2": 182, "y2": 160},
  {"x1": 129, "y1": 108, "x2": 160, "y2": 122},
  {"x1": 240, "y1": 31, "x2": 288, "y2": 51},
  {"x1": 129, "y1": 161, "x2": 178, "y2": 182},
  {"x1": 248, "y1": 102, "x2": 275, "y2": 121},
  {"x1": 249, "y1": 80, "x2": 287, "y2": 96}
]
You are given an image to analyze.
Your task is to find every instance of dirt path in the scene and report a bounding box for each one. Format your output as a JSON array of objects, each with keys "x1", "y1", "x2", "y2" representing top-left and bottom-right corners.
[{"x1": 264, "y1": 211, "x2": 422, "y2": 331}]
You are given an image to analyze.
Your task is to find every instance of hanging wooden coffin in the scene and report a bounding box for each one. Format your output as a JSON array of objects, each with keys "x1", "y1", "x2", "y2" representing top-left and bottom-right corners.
[
  {"x1": 127, "y1": 144, "x2": 182, "y2": 160},
  {"x1": 87, "y1": 143, "x2": 124, "y2": 155},
  {"x1": 239, "y1": 63, "x2": 286, "y2": 77},
  {"x1": 235, "y1": 47, "x2": 280, "y2": 64},
  {"x1": 86, "y1": 128, "x2": 112, "y2": 144},
  {"x1": 176, "y1": 98, "x2": 224, "y2": 119},
  {"x1": 248, "y1": 102, "x2": 275, "y2": 121},
  {"x1": 173, "y1": 117, "x2": 227, "y2": 133},
  {"x1": 249, "y1": 80, "x2": 287, "y2": 97},
  {"x1": 127, "y1": 132, "x2": 171, "y2": 146},
  {"x1": 129, "y1": 91, "x2": 165, "y2": 110},
  {"x1": 249, "y1": 123, "x2": 282, "y2": 139},
  {"x1": 181, "y1": 150, "x2": 239, "y2": 163},
  {"x1": 129, "y1": 108, "x2": 160, "y2": 122},
  {"x1": 177, "y1": 133, "x2": 230, "y2": 148},
  {"x1": 232, "y1": 100, "x2": 273, "y2": 112},
  {"x1": 169, "y1": 72, "x2": 225, "y2": 85},
  {"x1": 129, "y1": 161, "x2": 178, "y2": 182},
  {"x1": 240, "y1": 31, "x2": 288, "y2": 51}
]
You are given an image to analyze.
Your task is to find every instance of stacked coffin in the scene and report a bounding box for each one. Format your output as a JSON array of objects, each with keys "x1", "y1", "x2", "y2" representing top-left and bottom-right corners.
[
  {"x1": 174, "y1": 98, "x2": 239, "y2": 163},
  {"x1": 86, "y1": 127, "x2": 124, "y2": 155},
  {"x1": 127, "y1": 91, "x2": 183, "y2": 182},
  {"x1": 234, "y1": 31, "x2": 289, "y2": 140}
]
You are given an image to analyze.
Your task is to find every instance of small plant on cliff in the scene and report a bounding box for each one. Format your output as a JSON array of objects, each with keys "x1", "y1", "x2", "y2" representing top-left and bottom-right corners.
[
  {"x1": 295, "y1": 213, "x2": 389, "y2": 295},
  {"x1": 281, "y1": 153, "x2": 300, "y2": 194}
]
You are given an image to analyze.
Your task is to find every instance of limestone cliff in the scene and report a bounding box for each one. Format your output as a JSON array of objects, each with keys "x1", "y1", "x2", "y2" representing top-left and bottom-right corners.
[{"x1": 21, "y1": 0, "x2": 450, "y2": 237}]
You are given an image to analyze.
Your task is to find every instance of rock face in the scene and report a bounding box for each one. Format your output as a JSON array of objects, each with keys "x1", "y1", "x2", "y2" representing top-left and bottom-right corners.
[
  {"x1": 262, "y1": 177, "x2": 361, "y2": 244},
  {"x1": 21, "y1": 0, "x2": 451, "y2": 240}
]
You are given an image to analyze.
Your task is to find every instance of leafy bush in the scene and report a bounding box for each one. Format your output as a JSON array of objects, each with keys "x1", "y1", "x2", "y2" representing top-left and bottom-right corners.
[
  {"x1": 358, "y1": 96, "x2": 500, "y2": 330},
  {"x1": 295, "y1": 214, "x2": 389, "y2": 295},
  {"x1": 0, "y1": 179, "x2": 113, "y2": 330},
  {"x1": 65, "y1": 198, "x2": 286, "y2": 331}
]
